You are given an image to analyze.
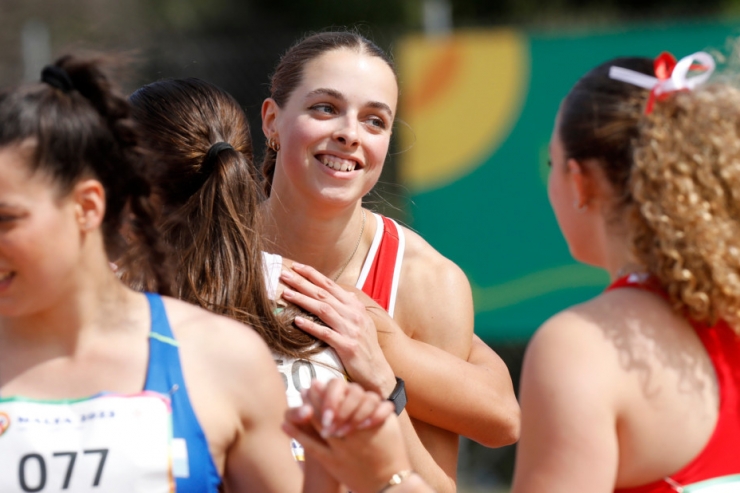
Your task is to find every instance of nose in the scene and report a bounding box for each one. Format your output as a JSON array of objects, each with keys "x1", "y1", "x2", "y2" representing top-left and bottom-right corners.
[{"x1": 333, "y1": 115, "x2": 360, "y2": 148}]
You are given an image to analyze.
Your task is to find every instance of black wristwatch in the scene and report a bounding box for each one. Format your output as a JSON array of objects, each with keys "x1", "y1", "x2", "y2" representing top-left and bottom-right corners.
[{"x1": 387, "y1": 377, "x2": 407, "y2": 415}]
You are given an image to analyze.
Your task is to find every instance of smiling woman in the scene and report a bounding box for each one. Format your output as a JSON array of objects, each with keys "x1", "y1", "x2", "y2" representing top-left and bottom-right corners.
[{"x1": 258, "y1": 30, "x2": 520, "y2": 492}]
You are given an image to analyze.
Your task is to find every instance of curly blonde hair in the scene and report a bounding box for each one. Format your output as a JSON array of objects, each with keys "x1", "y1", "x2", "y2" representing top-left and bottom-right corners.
[{"x1": 631, "y1": 84, "x2": 740, "y2": 330}]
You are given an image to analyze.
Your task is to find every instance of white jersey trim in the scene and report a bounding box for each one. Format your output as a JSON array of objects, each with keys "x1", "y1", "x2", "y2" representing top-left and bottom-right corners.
[
  {"x1": 387, "y1": 218, "x2": 405, "y2": 318},
  {"x1": 355, "y1": 212, "x2": 384, "y2": 290},
  {"x1": 261, "y1": 251, "x2": 283, "y2": 301},
  {"x1": 354, "y1": 213, "x2": 405, "y2": 318}
]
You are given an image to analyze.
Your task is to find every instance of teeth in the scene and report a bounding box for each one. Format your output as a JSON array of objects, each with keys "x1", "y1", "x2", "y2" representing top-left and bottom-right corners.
[{"x1": 319, "y1": 155, "x2": 357, "y2": 172}]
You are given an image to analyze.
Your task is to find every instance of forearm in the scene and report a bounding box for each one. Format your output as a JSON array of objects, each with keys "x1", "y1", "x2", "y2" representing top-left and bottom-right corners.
[
  {"x1": 302, "y1": 455, "x2": 343, "y2": 493},
  {"x1": 396, "y1": 412, "x2": 455, "y2": 493},
  {"x1": 382, "y1": 332, "x2": 520, "y2": 447}
]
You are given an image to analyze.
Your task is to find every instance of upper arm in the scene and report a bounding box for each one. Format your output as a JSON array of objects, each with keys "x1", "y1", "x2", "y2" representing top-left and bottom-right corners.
[
  {"x1": 211, "y1": 322, "x2": 303, "y2": 493},
  {"x1": 384, "y1": 236, "x2": 518, "y2": 446},
  {"x1": 395, "y1": 248, "x2": 474, "y2": 359},
  {"x1": 512, "y1": 313, "x2": 620, "y2": 493}
]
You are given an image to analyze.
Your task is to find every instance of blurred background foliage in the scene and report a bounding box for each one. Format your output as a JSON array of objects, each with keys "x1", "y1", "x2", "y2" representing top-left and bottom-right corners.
[{"x1": 0, "y1": 1, "x2": 736, "y2": 491}]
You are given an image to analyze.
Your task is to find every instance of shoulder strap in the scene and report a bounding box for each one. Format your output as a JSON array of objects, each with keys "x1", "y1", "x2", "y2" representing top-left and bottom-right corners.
[
  {"x1": 143, "y1": 293, "x2": 183, "y2": 394},
  {"x1": 358, "y1": 214, "x2": 405, "y2": 317}
]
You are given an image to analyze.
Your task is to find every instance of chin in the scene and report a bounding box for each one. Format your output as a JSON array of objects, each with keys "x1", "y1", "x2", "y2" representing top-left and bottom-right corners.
[{"x1": 568, "y1": 246, "x2": 606, "y2": 269}]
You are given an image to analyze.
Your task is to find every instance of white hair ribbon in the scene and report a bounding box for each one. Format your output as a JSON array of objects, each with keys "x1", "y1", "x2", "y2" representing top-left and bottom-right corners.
[{"x1": 608, "y1": 51, "x2": 715, "y2": 113}]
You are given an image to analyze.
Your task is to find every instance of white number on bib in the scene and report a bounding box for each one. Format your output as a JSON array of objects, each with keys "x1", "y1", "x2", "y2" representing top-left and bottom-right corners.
[{"x1": 0, "y1": 392, "x2": 173, "y2": 493}]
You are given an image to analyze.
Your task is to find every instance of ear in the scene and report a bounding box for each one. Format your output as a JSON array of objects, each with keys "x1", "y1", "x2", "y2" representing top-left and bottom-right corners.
[
  {"x1": 72, "y1": 179, "x2": 106, "y2": 232},
  {"x1": 262, "y1": 98, "x2": 280, "y2": 140},
  {"x1": 566, "y1": 158, "x2": 594, "y2": 210}
]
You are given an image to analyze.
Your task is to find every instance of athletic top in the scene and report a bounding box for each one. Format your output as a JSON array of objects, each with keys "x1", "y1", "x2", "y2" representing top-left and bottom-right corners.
[
  {"x1": 609, "y1": 274, "x2": 740, "y2": 493},
  {"x1": 0, "y1": 294, "x2": 220, "y2": 493},
  {"x1": 262, "y1": 251, "x2": 283, "y2": 300},
  {"x1": 356, "y1": 213, "x2": 405, "y2": 317},
  {"x1": 143, "y1": 293, "x2": 221, "y2": 492}
]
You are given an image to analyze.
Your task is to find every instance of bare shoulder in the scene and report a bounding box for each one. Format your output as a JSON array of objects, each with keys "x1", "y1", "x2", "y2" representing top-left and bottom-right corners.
[
  {"x1": 525, "y1": 287, "x2": 687, "y2": 393},
  {"x1": 525, "y1": 302, "x2": 618, "y2": 384},
  {"x1": 394, "y1": 225, "x2": 474, "y2": 357},
  {"x1": 399, "y1": 226, "x2": 468, "y2": 287},
  {"x1": 160, "y1": 297, "x2": 278, "y2": 391}
]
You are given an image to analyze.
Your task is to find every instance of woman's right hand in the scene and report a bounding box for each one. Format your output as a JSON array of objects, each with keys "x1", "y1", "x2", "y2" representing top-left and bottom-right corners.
[
  {"x1": 279, "y1": 262, "x2": 397, "y2": 398},
  {"x1": 284, "y1": 380, "x2": 432, "y2": 493}
]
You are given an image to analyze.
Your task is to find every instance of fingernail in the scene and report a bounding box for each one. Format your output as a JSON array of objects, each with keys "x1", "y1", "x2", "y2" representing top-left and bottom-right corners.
[
  {"x1": 297, "y1": 405, "x2": 311, "y2": 419},
  {"x1": 358, "y1": 418, "x2": 372, "y2": 429},
  {"x1": 283, "y1": 288, "x2": 294, "y2": 297},
  {"x1": 321, "y1": 409, "x2": 334, "y2": 429},
  {"x1": 293, "y1": 262, "x2": 305, "y2": 269},
  {"x1": 334, "y1": 424, "x2": 351, "y2": 437},
  {"x1": 280, "y1": 270, "x2": 293, "y2": 279},
  {"x1": 293, "y1": 316, "x2": 306, "y2": 325}
]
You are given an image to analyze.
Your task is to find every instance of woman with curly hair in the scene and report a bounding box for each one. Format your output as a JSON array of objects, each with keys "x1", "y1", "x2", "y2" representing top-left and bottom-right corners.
[{"x1": 511, "y1": 53, "x2": 740, "y2": 492}]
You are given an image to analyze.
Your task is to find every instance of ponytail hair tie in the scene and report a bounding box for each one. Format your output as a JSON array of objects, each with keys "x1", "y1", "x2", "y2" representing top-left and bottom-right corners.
[
  {"x1": 201, "y1": 142, "x2": 234, "y2": 174},
  {"x1": 41, "y1": 65, "x2": 74, "y2": 93}
]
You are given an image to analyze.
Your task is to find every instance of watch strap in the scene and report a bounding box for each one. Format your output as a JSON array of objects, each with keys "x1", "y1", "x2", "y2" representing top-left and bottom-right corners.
[{"x1": 387, "y1": 377, "x2": 406, "y2": 415}]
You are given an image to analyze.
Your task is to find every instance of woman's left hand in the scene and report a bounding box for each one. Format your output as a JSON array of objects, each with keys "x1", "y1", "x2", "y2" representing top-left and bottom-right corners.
[{"x1": 279, "y1": 262, "x2": 397, "y2": 397}]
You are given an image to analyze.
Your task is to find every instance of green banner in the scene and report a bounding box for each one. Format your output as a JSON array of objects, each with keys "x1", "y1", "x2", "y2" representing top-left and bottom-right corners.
[{"x1": 397, "y1": 20, "x2": 740, "y2": 342}]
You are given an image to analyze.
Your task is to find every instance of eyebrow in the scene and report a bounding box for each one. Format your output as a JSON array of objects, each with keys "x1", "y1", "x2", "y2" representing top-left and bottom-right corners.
[{"x1": 306, "y1": 87, "x2": 394, "y2": 119}]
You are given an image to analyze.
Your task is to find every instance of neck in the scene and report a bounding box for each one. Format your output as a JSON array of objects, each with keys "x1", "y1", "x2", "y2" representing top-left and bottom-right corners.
[
  {"x1": 601, "y1": 225, "x2": 644, "y2": 281},
  {"x1": 261, "y1": 192, "x2": 368, "y2": 280}
]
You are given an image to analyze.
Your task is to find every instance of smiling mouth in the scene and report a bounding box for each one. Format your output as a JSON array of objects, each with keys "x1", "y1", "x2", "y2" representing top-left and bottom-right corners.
[{"x1": 317, "y1": 154, "x2": 361, "y2": 172}]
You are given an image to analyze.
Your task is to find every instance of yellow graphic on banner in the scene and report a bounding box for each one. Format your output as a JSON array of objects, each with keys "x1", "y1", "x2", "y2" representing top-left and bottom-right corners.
[{"x1": 398, "y1": 29, "x2": 529, "y2": 192}]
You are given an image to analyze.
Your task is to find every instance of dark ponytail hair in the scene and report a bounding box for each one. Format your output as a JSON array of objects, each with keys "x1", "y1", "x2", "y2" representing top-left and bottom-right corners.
[
  {"x1": 261, "y1": 30, "x2": 396, "y2": 196},
  {"x1": 129, "y1": 78, "x2": 322, "y2": 357},
  {"x1": 0, "y1": 53, "x2": 171, "y2": 294}
]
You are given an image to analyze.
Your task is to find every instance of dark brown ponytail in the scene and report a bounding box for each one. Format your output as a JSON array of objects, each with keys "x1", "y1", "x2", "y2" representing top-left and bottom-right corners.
[
  {"x1": 130, "y1": 78, "x2": 322, "y2": 357},
  {"x1": 0, "y1": 53, "x2": 171, "y2": 294}
]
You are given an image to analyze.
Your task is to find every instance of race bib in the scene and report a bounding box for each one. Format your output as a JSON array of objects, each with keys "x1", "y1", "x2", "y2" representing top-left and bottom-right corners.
[
  {"x1": 0, "y1": 392, "x2": 174, "y2": 493},
  {"x1": 275, "y1": 349, "x2": 347, "y2": 461},
  {"x1": 681, "y1": 475, "x2": 740, "y2": 492}
]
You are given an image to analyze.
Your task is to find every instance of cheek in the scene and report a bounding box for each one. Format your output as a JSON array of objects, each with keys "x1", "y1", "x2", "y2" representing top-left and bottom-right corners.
[
  {"x1": 548, "y1": 170, "x2": 578, "y2": 242},
  {"x1": 8, "y1": 208, "x2": 81, "y2": 284},
  {"x1": 547, "y1": 169, "x2": 567, "y2": 221}
]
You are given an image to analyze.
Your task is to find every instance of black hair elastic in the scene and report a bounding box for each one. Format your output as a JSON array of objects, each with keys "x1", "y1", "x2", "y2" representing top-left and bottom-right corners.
[
  {"x1": 201, "y1": 141, "x2": 234, "y2": 174},
  {"x1": 41, "y1": 65, "x2": 74, "y2": 93}
]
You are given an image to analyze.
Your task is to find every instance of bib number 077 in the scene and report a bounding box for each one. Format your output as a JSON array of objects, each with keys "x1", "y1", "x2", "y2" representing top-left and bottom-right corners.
[{"x1": 18, "y1": 448, "x2": 108, "y2": 492}]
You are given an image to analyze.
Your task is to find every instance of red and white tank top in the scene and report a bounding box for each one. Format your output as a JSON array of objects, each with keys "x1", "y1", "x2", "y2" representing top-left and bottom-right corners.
[
  {"x1": 610, "y1": 273, "x2": 740, "y2": 493},
  {"x1": 356, "y1": 213, "x2": 405, "y2": 318}
]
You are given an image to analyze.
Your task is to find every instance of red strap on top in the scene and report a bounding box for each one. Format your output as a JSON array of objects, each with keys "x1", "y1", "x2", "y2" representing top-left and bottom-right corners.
[
  {"x1": 360, "y1": 216, "x2": 400, "y2": 312},
  {"x1": 610, "y1": 274, "x2": 740, "y2": 493},
  {"x1": 606, "y1": 272, "x2": 664, "y2": 295}
]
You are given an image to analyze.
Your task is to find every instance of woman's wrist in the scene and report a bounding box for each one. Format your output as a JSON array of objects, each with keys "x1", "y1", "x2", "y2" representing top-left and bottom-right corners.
[
  {"x1": 377, "y1": 471, "x2": 429, "y2": 493},
  {"x1": 372, "y1": 368, "x2": 398, "y2": 398}
]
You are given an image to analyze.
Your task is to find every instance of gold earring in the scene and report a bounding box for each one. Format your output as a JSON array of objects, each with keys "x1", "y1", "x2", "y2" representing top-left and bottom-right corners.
[{"x1": 268, "y1": 137, "x2": 280, "y2": 152}]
